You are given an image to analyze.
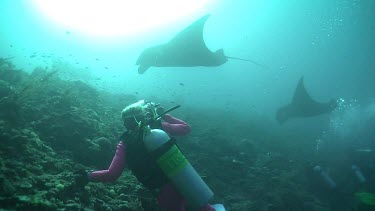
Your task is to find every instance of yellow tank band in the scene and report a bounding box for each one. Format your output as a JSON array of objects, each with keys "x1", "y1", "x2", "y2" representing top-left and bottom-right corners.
[{"x1": 157, "y1": 145, "x2": 189, "y2": 178}]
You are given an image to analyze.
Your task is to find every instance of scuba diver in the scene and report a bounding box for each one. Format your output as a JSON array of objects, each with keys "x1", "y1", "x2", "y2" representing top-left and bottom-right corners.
[{"x1": 74, "y1": 100, "x2": 225, "y2": 211}]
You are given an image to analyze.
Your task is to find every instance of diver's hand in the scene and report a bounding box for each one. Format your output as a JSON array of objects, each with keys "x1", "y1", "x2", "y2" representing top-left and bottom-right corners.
[
  {"x1": 73, "y1": 168, "x2": 90, "y2": 189},
  {"x1": 155, "y1": 106, "x2": 165, "y2": 117},
  {"x1": 161, "y1": 114, "x2": 176, "y2": 122}
]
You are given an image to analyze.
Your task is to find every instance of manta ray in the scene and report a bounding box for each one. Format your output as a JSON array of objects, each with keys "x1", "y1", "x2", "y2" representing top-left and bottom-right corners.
[
  {"x1": 136, "y1": 15, "x2": 263, "y2": 74},
  {"x1": 276, "y1": 77, "x2": 338, "y2": 124}
]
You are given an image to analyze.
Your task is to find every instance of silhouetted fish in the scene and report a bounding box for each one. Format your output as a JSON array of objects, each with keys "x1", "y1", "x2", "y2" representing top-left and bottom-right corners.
[
  {"x1": 136, "y1": 15, "x2": 264, "y2": 74},
  {"x1": 276, "y1": 77, "x2": 337, "y2": 124}
]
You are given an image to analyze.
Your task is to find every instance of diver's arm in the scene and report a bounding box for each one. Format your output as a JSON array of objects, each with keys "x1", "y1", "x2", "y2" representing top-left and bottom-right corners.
[
  {"x1": 161, "y1": 114, "x2": 191, "y2": 136},
  {"x1": 88, "y1": 141, "x2": 126, "y2": 182}
]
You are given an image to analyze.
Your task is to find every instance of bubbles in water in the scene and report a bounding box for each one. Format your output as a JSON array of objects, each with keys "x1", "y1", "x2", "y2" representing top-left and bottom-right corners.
[
  {"x1": 329, "y1": 98, "x2": 361, "y2": 139},
  {"x1": 313, "y1": 0, "x2": 362, "y2": 45},
  {"x1": 279, "y1": 65, "x2": 286, "y2": 70},
  {"x1": 327, "y1": 98, "x2": 375, "y2": 145},
  {"x1": 315, "y1": 138, "x2": 323, "y2": 152}
]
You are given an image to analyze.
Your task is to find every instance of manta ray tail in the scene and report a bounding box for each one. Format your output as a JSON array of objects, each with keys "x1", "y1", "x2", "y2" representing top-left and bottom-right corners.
[{"x1": 225, "y1": 56, "x2": 267, "y2": 69}]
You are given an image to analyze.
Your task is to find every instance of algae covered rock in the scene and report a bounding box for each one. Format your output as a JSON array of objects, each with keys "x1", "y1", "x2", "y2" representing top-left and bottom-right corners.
[{"x1": 0, "y1": 80, "x2": 13, "y2": 99}]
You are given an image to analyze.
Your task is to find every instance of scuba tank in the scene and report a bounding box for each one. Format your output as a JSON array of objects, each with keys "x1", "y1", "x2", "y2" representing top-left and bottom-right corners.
[
  {"x1": 352, "y1": 165, "x2": 366, "y2": 183},
  {"x1": 143, "y1": 128, "x2": 214, "y2": 208},
  {"x1": 313, "y1": 165, "x2": 336, "y2": 189}
]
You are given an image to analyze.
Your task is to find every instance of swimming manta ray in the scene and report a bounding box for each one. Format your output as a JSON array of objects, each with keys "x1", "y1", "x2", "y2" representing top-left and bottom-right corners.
[
  {"x1": 276, "y1": 77, "x2": 338, "y2": 124},
  {"x1": 136, "y1": 15, "x2": 263, "y2": 74}
]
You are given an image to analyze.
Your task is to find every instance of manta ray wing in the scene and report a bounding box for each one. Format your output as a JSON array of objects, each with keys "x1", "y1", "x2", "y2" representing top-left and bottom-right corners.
[
  {"x1": 291, "y1": 77, "x2": 317, "y2": 109},
  {"x1": 165, "y1": 15, "x2": 213, "y2": 59}
]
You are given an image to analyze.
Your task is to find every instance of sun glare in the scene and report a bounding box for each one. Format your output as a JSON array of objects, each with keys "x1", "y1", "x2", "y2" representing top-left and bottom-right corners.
[{"x1": 31, "y1": 0, "x2": 212, "y2": 39}]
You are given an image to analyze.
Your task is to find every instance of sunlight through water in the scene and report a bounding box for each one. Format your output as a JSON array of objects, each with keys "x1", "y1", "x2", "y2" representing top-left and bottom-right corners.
[{"x1": 31, "y1": 0, "x2": 212, "y2": 39}]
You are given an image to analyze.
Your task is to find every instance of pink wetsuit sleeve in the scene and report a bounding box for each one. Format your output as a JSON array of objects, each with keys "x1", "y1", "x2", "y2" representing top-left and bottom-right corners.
[
  {"x1": 161, "y1": 114, "x2": 191, "y2": 136},
  {"x1": 88, "y1": 141, "x2": 126, "y2": 182}
]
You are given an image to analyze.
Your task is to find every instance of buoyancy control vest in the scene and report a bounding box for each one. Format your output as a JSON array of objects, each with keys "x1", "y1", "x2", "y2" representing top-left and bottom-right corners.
[{"x1": 119, "y1": 126, "x2": 172, "y2": 190}]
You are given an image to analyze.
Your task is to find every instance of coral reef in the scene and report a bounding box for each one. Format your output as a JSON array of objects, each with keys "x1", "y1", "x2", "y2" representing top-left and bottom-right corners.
[{"x1": 0, "y1": 61, "x2": 151, "y2": 210}]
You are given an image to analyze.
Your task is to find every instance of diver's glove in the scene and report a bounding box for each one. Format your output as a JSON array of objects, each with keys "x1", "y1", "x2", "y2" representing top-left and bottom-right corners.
[{"x1": 73, "y1": 168, "x2": 90, "y2": 189}]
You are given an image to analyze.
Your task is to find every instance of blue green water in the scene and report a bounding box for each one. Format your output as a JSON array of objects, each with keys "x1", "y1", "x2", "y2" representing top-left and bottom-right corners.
[
  {"x1": 1, "y1": 0, "x2": 373, "y2": 115},
  {"x1": 1, "y1": 0, "x2": 375, "y2": 210}
]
